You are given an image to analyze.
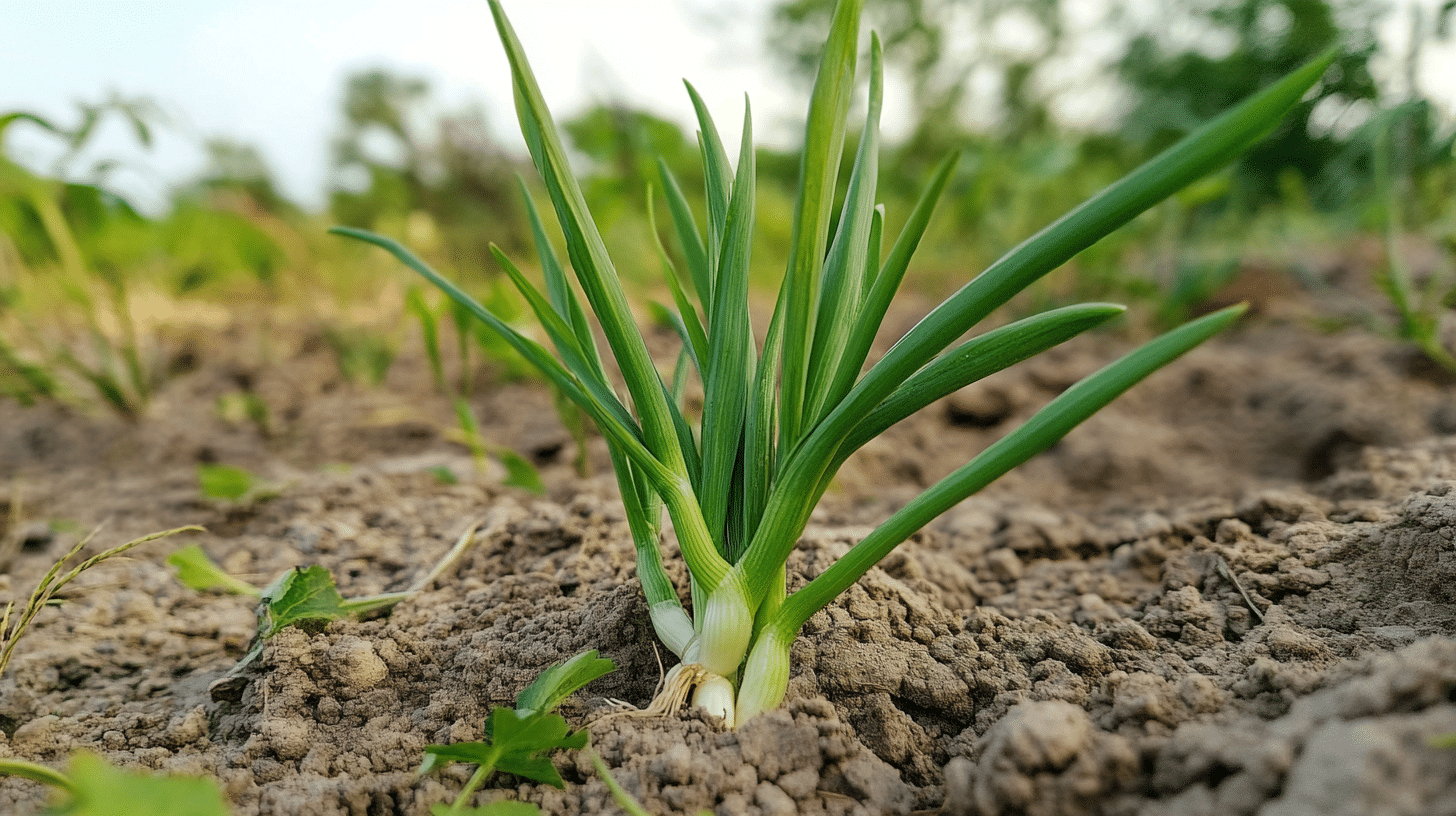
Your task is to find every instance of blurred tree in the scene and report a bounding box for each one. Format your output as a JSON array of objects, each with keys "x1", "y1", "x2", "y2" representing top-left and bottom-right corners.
[
  {"x1": 329, "y1": 69, "x2": 525, "y2": 262},
  {"x1": 331, "y1": 70, "x2": 427, "y2": 224},
  {"x1": 766, "y1": 0, "x2": 1455, "y2": 213},
  {"x1": 332, "y1": 70, "x2": 430, "y2": 211},
  {"x1": 769, "y1": 0, "x2": 1068, "y2": 185},
  {"x1": 1315, "y1": 0, "x2": 1456, "y2": 217},
  {"x1": 563, "y1": 103, "x2": 701, "y2": 217},
  {"x1": 1115, "y1": 0, "x2": 1384, "y2": 209},
  {"x1": 193, "y1": 138, "x2": 295, "y2": 216},
  {"x1": 433, "y1": 104, "x2": 529, "y2": 261}
]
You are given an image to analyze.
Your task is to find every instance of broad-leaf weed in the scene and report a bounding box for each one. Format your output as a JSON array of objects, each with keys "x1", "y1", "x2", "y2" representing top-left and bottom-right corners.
[{"x1": 420, "y1": 649, "x2": 615, "y2": 815}]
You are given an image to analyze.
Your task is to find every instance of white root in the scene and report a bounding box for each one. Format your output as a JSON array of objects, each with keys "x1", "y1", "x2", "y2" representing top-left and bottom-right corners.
[{"x1": 595, "y1": 662, "x2": 735, "y2": 728}]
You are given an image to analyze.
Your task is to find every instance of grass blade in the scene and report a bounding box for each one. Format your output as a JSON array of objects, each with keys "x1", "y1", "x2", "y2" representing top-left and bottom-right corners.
[
  {"x1": 647, "y1": 186, "x2": 709, "y2": 369},
  {"x1": 0, "y1": 340, "x2": 60, "y2": 406},
  {"x1": 845, "y1": 304, "x2": 1127, "y2": 451},
  {"x1": 451, "y1": 395, "x2": 490, "y2": 472},
  {"x1": 658, "y1": 371, "x2": 704, "y2": 489},
  {"x1": 0, "y1": 758, "x2": 76, "y2": 795},
  {"x1": 740, "y1": 287, "x2": 786, "y2": 557},
  {"x1": 789, "y1": 304, "x2": 1129, "y2": 545},
  {"x1": 330, "y1": 228, "x2": 672, "y2": 490},
  {"x1": 338, "y1": 227, "x2": 730, "y2": 590},
  {"x1": 649, "y1": 300, "x2": 705, "y2": 380},
  {"x1": 605, "y1": 441, "x2": 682, "y2": 636},
  {"x1": 861, "y1": 205, "x2": 883, "y2": 302},
  {"x1": 490, "y1": 246, "x2": 639, "y2": 434},
  {"x1": 740, "y1": 50, "x2": 1333, "y2": 602},
  {"x1": 405, "y1": 287, "x2": 446, "y2": 392},
  {"x1": 829, "y1": 152, "x2": 959, "y2": 408}
]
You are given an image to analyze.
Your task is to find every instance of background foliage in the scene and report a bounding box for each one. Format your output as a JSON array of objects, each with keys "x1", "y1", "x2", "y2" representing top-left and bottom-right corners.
[{"x1": 2, "y1": 0, "x2": 1454, "y2": 416}]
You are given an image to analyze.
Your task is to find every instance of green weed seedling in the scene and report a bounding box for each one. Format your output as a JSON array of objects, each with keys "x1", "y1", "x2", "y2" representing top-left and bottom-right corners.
[
  {"x1": 0, "y1": 753, "x2": 230, "y2": 816},
  {"x1": 166, "y1": 543, "x2": 261, "y2": 597},
  {"x1": 496, "y1": 449, "x2": 547, "y2": 494},
  {"x1": 215, "y1": 390, "x2": 272, "y2": 437},
  {"x1": 171, "y1": 520, "x2": 486, "y2": 698},
  {"x1": 323, "y1": 323, "x2": 399, "y2": 386},
  {"x1": 0, "y1": 339, "x2": 60, "y2": 407},
  {"x1": 419, "y1": 652, "x2": 704, "y2": 816},
  {"x1": 0, "y1": 525, "x2": 202, "y2": 680},
  {"x1": 420, "y1": 649, "x2": 614, "y2": 816},
  {"x1": 1373, "y1": 118, "x2": 1456, "y2": 376},
  {"x1": 448, "y1": 272, "x2": 594, "y2": 478},
  {"x1": 195, "y1": 463, "x2": 282, "y2": 503},
  {"x1": 430, "y1": 465, "x2": 462, "y2": 485},
  {"x1": 339, "y1": 0, "x2": 1337, "y2": 726},
  {"x1": 406, "y1": 286, "x2": 546, "y2": 493}
]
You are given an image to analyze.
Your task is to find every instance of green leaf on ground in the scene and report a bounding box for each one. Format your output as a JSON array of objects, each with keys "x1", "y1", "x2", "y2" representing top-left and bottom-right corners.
[
  {"x1": 261, "y1": 566, "x2": 350, "y2": 635},
  {"x1": 166, "y1": 544, "x2": 261, "y2": 597},
  {"x1": 424, "y1": 708, "x2": 582, "y2": 789},
  {"x1": 197, "y1": 464, "x2": 256, "y2": 500},
  {"x1": 515, "y1": 650, "x2": 615, "y2": 715},
  {"x1": 495, "y1": 448, "x2": 545, "y2": 495},
  {"x1": 46, "y1": 752, "x2": 230, "y2": 816}
]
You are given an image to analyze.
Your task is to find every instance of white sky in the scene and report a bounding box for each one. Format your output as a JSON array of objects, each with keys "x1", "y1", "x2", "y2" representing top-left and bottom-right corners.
[
  {"x1": 1, "y1": 0, "x2": 793, "y2": 211},
  {"x1": 2, "y1": 0, "x2": 1453, "y2": 213}
]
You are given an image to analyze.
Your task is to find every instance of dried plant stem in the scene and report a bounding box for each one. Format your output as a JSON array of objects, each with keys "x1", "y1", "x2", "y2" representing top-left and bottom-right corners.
[
  {"x1": 0, "y1": 480, "x2": 21, "y2": 573},
  {"x1": 0, "y1": 524, "x2": 204, "y2": 678}
]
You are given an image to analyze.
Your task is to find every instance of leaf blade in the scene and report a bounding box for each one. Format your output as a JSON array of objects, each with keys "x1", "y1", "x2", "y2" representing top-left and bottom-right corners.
[
  {"x1": 698, "y1": 99, "x2": 758, "y2": 550},
  {"x1": 804, "y1": 34, "x2": 883, "y2": 428},
  {"x1": 778, "y1": 0, "x2": 864, "y2": 448},
  {"x1": 263, "y1": 566, "x2": 349, "y2": 635},
  {"x1": 167, "y1": 544, "x2": 261, "y2": 597}
]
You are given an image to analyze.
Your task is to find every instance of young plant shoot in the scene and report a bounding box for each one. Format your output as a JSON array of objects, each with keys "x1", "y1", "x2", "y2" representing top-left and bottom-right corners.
[{"x1": 336, "y1": 0, "x2": 1337, "y2": 726}]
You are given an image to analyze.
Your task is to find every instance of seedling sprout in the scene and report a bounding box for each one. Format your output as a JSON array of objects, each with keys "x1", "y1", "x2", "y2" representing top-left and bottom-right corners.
[{"x1": 419, "y1": 649, "x2": 615, "y2": 815}]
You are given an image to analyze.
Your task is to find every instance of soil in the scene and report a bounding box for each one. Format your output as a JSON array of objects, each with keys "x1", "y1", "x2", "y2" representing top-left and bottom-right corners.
[{"x1": 2, "y1": 264, "x2": 1456, "y2": 816}]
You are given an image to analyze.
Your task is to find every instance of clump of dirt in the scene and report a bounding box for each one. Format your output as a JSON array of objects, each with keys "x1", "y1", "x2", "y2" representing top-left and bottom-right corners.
[{"x1": 1, "y1": 304, "x2": 1454, "y2": 815}]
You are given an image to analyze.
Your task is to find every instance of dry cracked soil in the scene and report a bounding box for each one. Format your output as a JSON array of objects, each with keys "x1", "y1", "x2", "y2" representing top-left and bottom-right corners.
[{"x1": 2, "y1": 266, "x2": 1456, "y2": 815}]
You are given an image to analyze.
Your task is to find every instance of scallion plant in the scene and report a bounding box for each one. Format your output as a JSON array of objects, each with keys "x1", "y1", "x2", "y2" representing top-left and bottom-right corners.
[{"x1": 335, "y1": 0, "x2": 1337, "y2": 727}]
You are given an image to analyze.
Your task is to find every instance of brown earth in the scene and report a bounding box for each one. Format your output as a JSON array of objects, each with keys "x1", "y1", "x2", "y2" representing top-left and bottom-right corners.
[{"x1": 1, "y1": 268, "x2": 1455, "y2": 815}]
